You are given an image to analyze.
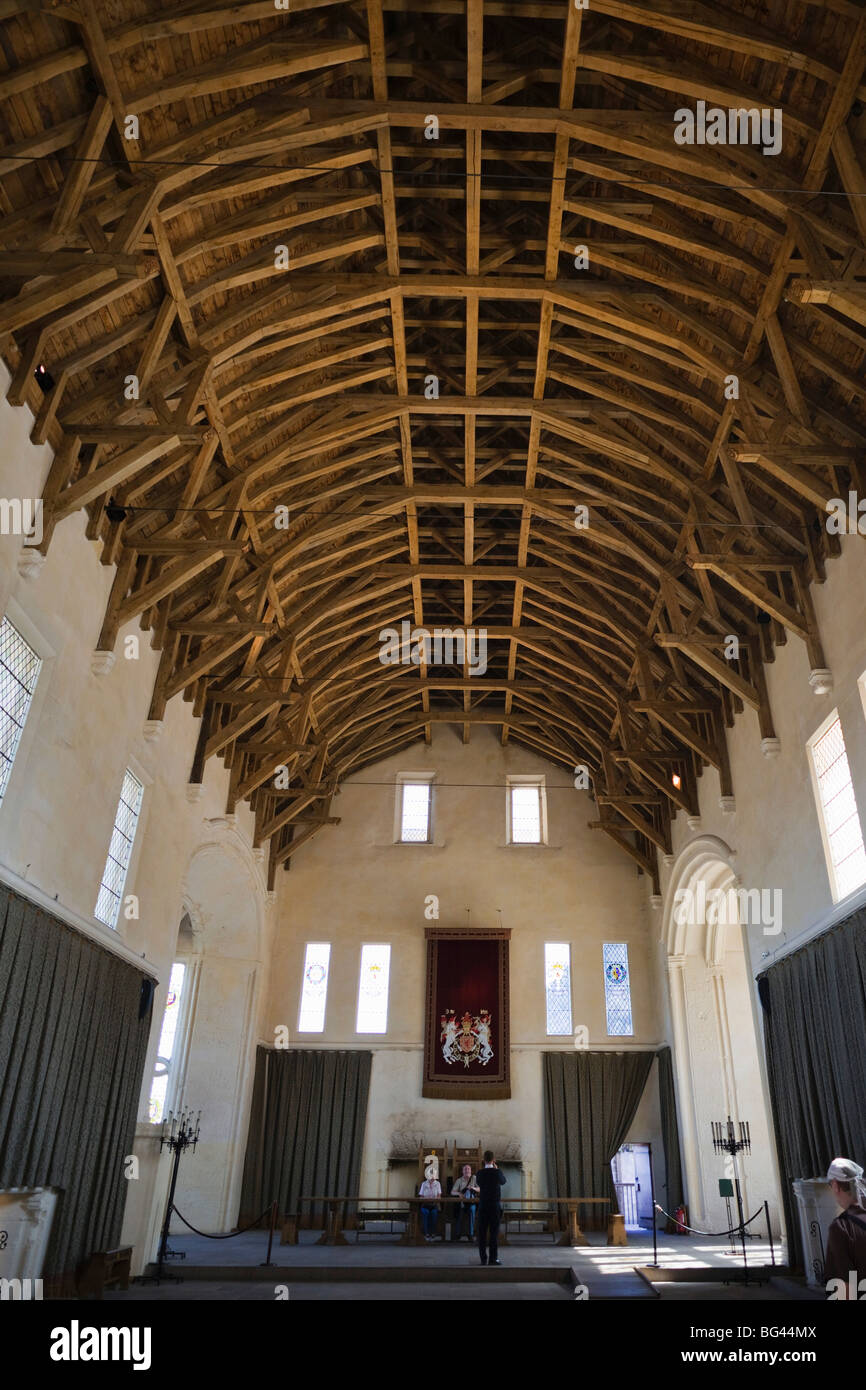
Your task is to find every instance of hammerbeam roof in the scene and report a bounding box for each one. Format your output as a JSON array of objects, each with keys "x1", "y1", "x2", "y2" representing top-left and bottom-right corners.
[{"x1": 1, "y1": 0, "x2": 865, "y2": 886}]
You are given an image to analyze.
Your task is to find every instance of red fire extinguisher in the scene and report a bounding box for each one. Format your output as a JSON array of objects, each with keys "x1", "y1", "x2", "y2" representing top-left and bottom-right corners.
[{"x1": 674, "y1": 1204, "x2": 688, "y2": 1234}]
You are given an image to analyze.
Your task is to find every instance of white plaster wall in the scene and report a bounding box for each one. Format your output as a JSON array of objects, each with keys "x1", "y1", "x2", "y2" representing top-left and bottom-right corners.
[
  {"x1": 648, "y1": 536, "x2": 866, "y2": 1245},
  {"x1": 270, "y1": 726, "x2": 663, "y2": 1195},
  {"x1": 0, "y1": 368, "x2": 274, "y2": 1256},
  {"x1": 654, "y1": 536, "x2": 866, "y2": 968}
]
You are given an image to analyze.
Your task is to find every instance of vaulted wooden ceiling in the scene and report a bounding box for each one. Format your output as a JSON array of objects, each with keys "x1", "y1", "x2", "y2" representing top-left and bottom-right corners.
[{"x1": 1, "y1": 0, "x2": 865, "y2": 887}]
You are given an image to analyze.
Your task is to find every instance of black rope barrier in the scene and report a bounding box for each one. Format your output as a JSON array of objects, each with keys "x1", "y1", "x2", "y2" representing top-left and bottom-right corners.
[
  {"x1": 653, "y1": 1201, "x2": 765, "y2": 1240},
  {"x1": 170, "y1": 1201, "x2": 275, "y2": 1239}
]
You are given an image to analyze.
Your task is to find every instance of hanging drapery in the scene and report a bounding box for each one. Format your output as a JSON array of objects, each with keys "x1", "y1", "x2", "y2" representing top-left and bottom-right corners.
[
  {"x1": 656, "y1": 1044, "x2": 684, "y2": 1214},
  {"x1": 543, "y1": 1050, "x2": 654, "y2": 1225},
  {"x1": 757, "y1": 904, "x2": 866, "y2": 1269},
  {"x1": 0, "y1": 882, "x2": 154, "y2": 1287},
  {"x1": 239, "y1": 1048, "x2": 372, "y2": 1228}
]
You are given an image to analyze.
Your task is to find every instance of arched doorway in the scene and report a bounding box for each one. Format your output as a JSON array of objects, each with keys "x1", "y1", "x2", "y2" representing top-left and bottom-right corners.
[
  {"x1": 168, "y1": 826, "x2": 266, "y2": 1233},
  {"x1": 663, "y1": 838, "x2": 783, "y2": 1243}
]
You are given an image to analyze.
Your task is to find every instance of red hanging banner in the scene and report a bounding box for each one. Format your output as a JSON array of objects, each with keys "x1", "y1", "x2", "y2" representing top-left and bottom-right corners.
[{"x1": 423, "y1": 927, "x2": 511, "y2": 1099}]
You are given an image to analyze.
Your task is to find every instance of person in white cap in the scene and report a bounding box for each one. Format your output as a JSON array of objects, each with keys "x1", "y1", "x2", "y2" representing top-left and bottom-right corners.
[{"x1": 824, "y1": 1157, "x2": 866, "y2": 1299}]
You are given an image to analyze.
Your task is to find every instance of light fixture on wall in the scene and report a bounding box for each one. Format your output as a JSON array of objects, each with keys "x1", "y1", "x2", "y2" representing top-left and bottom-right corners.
[{"x1": 671, "y1": 773, "x2": 682, "y2": 790}]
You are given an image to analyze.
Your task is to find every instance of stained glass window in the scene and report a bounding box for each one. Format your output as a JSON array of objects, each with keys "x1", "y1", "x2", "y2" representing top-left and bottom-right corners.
[
  {"x1": 94, "y1": 768, "x2": 144, "y2": 928},
  {"x1": 510, "y1": 782, "x2": 542, "y2": 843},
  {"x1": 603, "y1": 942, "x2": 633, "y2": 1036},
  {"x1": 298, "y1": 942, "x2": 331, "y2": 1032},
  {"x1": 148, "y1": 961, "x2": 186, "y2": 1124},
  {"x1": 545, "y1": 942, "x2": 572, "y2": 1035},
  {"x1": 400, "y1": 781, "x2": 431, "y2": 841},
  {"x1": 0, "y1": 616, "x2": 41, "y2": 802},
  {"x1": 808, "y1": 713, "x2": 866, "y2": 901},
  {"x1": 356, "y1": 944, "x2": 391, "y2": 1033}
]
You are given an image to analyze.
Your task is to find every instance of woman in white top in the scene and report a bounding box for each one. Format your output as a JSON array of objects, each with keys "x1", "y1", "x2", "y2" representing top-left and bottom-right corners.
[{"x1": 419, "y1": 1175, "x2": 442, "y2": 1240}]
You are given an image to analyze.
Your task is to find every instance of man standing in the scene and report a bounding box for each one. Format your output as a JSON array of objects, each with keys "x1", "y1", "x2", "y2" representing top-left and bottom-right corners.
[{"x1": 475, "y1": 1149, "x2": 506, "y2": 1265}]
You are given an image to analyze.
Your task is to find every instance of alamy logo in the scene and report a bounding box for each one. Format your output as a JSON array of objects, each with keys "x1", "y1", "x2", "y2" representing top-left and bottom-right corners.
[
  {"x1": 826, "y1": 492, "x2": 866, "y2": 535},
  {"x1": 0, "y1": 1277, "x2": 43, "y2": 1299},
  {"x1": 673, "y1": 101, "x2": 782, "y2": 157},
  {"x1": 673, "y1": 881, "x2": 782, "y2": 935},
  {"x1": 49, "y1": 1320, "x2": 152, "y2": 1371},
  {"x1": 826, "y1": 1272, "x2": 866, "y2": 1300},
  {"x1": 379, "y1": 620, "x2": 488, "y2": 675},
  {"x1": 0, "y1": 497, "x2": 43, "y2": 545}
]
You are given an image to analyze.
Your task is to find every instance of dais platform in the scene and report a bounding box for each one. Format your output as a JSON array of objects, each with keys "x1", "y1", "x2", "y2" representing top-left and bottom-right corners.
[{"x1": 108, "y1": 1230, "x2": 823, "y2": 1301}]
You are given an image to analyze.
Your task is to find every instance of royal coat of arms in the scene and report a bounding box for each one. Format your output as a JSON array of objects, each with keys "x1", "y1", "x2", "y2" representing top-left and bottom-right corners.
[{"x1": 440, "y1": 1008, "x2": 494, "y2": 1068}]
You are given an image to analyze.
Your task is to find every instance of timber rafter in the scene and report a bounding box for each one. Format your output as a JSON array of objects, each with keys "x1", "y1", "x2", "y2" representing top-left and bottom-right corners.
[{"x1": 1, "y1": 0, "x2": 865, "y2": 883}]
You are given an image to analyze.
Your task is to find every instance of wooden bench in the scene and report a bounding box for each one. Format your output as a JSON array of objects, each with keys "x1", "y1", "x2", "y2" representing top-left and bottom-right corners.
[
  {"x1": 354, "y1": 1207, "x2": 407, "y2": 1239},
  {"x1": 78, "y1": 1246, "x2": 133, "y2": 1298},
  {"x1": 499, "y1": 1207, "x2": 557, "y2": 1244}
]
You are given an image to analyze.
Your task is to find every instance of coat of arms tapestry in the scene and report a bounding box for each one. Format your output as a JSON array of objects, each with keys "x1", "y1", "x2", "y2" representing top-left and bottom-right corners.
[{"x1": 423, "y1": 927, "x2": 511, "y2": 1099}]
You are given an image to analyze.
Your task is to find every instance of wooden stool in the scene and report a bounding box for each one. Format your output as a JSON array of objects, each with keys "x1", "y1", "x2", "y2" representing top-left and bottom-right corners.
[
  {"x1": 606, "y1": 1212, "x2": 627, "y2": 1246},
  {"x1": 280, "y1": 1213, "x2": 299, "y2": 1245}
]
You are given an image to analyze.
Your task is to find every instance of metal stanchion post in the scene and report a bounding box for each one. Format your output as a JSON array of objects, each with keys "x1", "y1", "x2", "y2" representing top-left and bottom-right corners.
[
  {"x1": 261, "y1": 1199, "x2": 278, "y2": 1267},
  {"x1": 647, "y1": 1140, "x2": 660, "y2": 1268},
  {"x1": 764, "y1": 1200, "x2": 775, "y2": 1266}
]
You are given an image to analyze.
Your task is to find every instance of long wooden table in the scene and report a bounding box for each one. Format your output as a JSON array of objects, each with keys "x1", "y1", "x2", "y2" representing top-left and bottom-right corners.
[{"x1": 298, "y1": 1195, "x2": 612, "y2": 1247}]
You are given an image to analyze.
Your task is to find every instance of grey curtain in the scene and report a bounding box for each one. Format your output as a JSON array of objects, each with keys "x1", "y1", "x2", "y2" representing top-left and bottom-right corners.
[
  {"x1": 758, "y1": 904, "x2": 866, "y2": 1270},
  {"x1": 543, "y1": 1050, "x2": 654, "y2": 1226},
  {"x1": 239, "y1": 1048, "x2": 372, "y2": 1227},
  {"x1": 0, "y1": 883, "x2": 153, "y2": 1285},
  {"x1": 656, "y1": 1044, "x2": 684, "y2": 1212}
]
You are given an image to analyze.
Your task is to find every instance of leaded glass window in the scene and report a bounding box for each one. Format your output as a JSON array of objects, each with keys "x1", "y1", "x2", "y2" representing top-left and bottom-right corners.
[
  {"x1": 298, "y1": 942, "x2": 331, "y2": 1032},
  {"x1": 509, "y1": 782, "x2": 542, "y2": 843},
  {"x1": 0, "y1": 616, "x2": 41, "y2": 802},
  {"x1": 356, "y1": 943, "x2": 391, "y2": 1033},
  {"x1": 148, "y1": 961, "x2": 186, "y2": 1124},
  {"x1": 603, "y1": 942, "x2": 633, "y2": 1036},
  {"x1": 544, "y1": 942, "x2": 572, "y2": 1035},
  {"x1": 94, "y1": 768, "x2": 144, "y2": 928},
  {"x1": 400, "y1": 781, "x2": 431, "y2": 842},
  {"x1": 808, "y1": 713, "x2": 866, "y2": 901}
]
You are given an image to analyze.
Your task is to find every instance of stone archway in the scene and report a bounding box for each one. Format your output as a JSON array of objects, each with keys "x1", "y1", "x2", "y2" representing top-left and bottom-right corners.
[
  {"x1": 662, "y1": 837, "x2": 783, "y2": 1241},
  {"x1": 169, "y1": 821, "x2": 267, "y2": 1233}
]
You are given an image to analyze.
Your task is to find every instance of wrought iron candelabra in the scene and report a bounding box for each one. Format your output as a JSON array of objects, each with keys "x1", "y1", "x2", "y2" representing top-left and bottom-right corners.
[
  {"x1": 712, "y1": 1115, "x2": 753, "y2": 1283},
  {"x1": 153, "y1": 1107, "x2": 201, "y2": 1283},
  {"x1": 711, "y1": 1117, "x2": 751, "y2": 1158}
]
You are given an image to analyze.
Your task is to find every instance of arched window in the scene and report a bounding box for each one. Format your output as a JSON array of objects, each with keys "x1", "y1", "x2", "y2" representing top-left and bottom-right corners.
[{"x1": 147, "y1": 914, "x2": 195, "y2": 1122}]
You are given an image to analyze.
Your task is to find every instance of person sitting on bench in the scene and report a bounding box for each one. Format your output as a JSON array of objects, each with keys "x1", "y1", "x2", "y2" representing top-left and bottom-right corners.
[
  {"x1": 451, "y1": 1164, "x2": 480, "y2": 1240},
  {"x1": 419, "y1": 1172, "x2": 442, "y2": 1241}
]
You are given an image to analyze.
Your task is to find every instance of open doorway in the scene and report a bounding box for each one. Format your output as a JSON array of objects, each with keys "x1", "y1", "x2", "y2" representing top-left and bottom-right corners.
[{"x1": 611, "y1": 1143, "x2": 654, "y2": 1230}]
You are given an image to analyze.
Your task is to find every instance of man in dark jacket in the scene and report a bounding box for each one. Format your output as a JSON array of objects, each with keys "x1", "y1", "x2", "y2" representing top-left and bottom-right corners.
[{"x1": 475, "y1": 1149, "x2": 507, "y2": 1265}]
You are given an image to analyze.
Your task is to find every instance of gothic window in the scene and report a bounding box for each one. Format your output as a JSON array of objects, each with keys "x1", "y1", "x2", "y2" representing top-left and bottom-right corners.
[
  {"x1": 356, "y1": 944, "x2": 391, "y2": 1033},
  {"x1": 807, "y1": 711, "x2": 866, "y2": 902},
  {"x1": 298, "y1": 942, "x2": 331, "y2": 1032},
  {"x1": 544, "y1": 942, "x2": 572, "y2": 1035},
  {"x1": 94, "y1": 768, "x2": 144, "y2": 928},
  {"x1": 0, "y1": 616, "x2": 41, "y2": 801},
  {"x1": 148, "y1": 960, "x2": 187, "y2": 1124},
  {"x1": 603, "y1": 942, "x2": 633, "y2": 1036}
]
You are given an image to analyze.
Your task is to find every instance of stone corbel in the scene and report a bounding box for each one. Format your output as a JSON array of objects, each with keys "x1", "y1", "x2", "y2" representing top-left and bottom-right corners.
[{"x1": 90, "y1": 649, "x2": 115, "y2": 676}]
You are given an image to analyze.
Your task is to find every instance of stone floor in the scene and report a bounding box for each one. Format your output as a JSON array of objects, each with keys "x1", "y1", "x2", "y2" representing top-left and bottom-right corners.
[
  {"x1": 99, "y1": 1227, "x2": 824, "y2": 1302},
  {"x1": 106, "y1": 1279, "x2": 576, "y2": 1300}
]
